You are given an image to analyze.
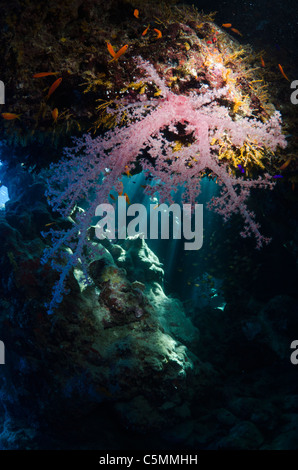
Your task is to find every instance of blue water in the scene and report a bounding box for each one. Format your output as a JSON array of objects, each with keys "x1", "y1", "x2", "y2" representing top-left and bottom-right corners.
[
  {"x1": 0, "y1": 160, "x2": 9, "y2": 207},
  {"x1": 0, "y1": 185, "x2": 8, "y2": 207}
]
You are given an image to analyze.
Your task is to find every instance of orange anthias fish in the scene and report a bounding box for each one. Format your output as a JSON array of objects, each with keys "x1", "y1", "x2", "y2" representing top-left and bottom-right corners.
[
  {"x1": 113, "y1": 182, "x2": 130, "y2": 203},
  {"x1": 260, "y1": 56, "x2": 265, "y2": 67},
  {"x1": 124, "y1": 165, "x2": 132, "y2": 177},
  {"x1": 110, "y1": 184, "x2": 130, "y2": 204},
  {"x1": 123, "y1": 193, "x2": 130, "y2": 205},
  {"x1": 110, "y1": 182, "x2": 123, "y2": 200},
  {"x1": 45, "y1": 222, "x2": 56, "y2": 227},
  {"x1": 278, "y1": 64, "x2": 290, "y2": 81},
  {"x1": 222, "y1": 23, "x2": 232, "y2": 28},
  {"x1": 133, "y1": 9, "x2": 139, "y2": 18},
  {"x1": 142, "y1": 25, "x2": 150, "y2": 36},
  {"x1": 119, "y1": 182, "x2": 124, "y2": 196},
  {"x1": 47, "y1": 77, "x2": 62, "y2": 99},
  {"x1": 231, "y1": 27, "x2": 243, "y2": 36},
  {"x1": 33, "y1": 72, "x2": 59, "y2": 78},
  {"x1": 1, "y1": 113, "x2": 21, "y2": 120},
  {"x1": 109, "y1": 44, "x2": 129, "y2": 63},
  {"x1": 52, "y1": 108, "x2": 58, "y2": 122},
  {"x1": 106, "y1": 42, "x2": 116, "y2": 58},
  {"x1": 279, "y1": 158, "x2": 291, "y2": 170},
  {"x1": 154, "y1": 28, "x2": 162, "y2": 39}
]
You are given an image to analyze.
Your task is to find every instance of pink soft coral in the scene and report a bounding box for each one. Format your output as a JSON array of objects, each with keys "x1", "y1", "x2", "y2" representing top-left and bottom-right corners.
[{"x1": 42, "y1": 57, "x2": 286, "y2": 312}]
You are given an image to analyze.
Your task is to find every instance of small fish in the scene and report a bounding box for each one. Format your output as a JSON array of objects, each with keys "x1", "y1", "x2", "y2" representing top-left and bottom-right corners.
[
  {"x1": 52, "y1": 108, "x2": 58, "y2": 122},
  {"x1": 222, "y1": 23, "x2": 232, "y2": 28},
  {"x1": 109, "y1": 44, "x2": 129, "y2": 63},
  {"x1": 110, "y1": 190, "x2": 130, "y2": 204},
  {"x1": 1, "y1": 113, "x2": 21, "y2": 120},
  {"x1": 184, "y1": 42, "x2": 190, "y2": 51},
  {"x1": 231, "y1": 28, "x2": 243, "y2": 36},
  {"x1": 106, "y1": 42, "x2": 116, "y2": 58},
  {"x1": 142, "y1": 25, "x2": 150, "y2": 36},
  {"x1": 154, "y1": 28, "x2": 162, "y2": 39},
  {"x1": 260, "y1": 56, "x2": 265, "y2": 67},
  {"x1": 273, "y1": 174, "x2": 283, "y2": 178},
  {"x1": 33, "y1": 72, "x2": 59, "y2": 78},
  {"x1": 133, "y1": 9, "x2": 139, "y2": 18},
  {"x1": 124, "y1": 166, "x2": 132, "y2": 177},
  {"x1": 140, "y1": 184, "x2": 147, "y2": 189},
  {"x1": 47, "y1": 77, "x2": 62, "y2": 99},
  {"x1": 124, "y1": 193, "x2": 130, "y2": 204},
  {"x1": 207, "y1": 40, "x2": 212, "y2": 44},
  {"x1": 278, "y1": 64, "x2": 290, "y2": 81},
  {"x1": 237, "y1": 164, "x2": 245, "y2": 173},
  {"x1": 279, "y1": 158, "x2": 291, "y2": 170},
  {"x1": 45, "y1": 222, "x2": 56, "y2": 227},
  {"x1": 153, "y1": 203, "x2": 159, "y2": 209},
  {"x1": 118, "y1": 181, "x2": 123, "y2": 196}
]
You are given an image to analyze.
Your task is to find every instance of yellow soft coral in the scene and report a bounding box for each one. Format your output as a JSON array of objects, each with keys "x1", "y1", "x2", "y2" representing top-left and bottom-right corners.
[{"x1": 212, "y1": 136, "x2": 273, "y2": 174}]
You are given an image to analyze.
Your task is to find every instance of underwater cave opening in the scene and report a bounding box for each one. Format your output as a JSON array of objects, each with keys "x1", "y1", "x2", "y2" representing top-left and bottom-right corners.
[{"x1": 118, "y1": 173, "x2": 222, "y2": 304}]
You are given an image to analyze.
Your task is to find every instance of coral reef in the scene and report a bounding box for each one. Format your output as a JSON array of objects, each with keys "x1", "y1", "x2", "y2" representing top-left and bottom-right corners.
[
  {"x1": 42, "y1": 54, "x2": 285, "y2": 311},
  {"x1": 0, "y1": 0, "x2": 298, "y2": 451}
]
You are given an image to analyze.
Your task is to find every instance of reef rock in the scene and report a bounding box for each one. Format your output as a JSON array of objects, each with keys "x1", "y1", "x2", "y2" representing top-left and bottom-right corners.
[{"x1": 0, "y1": 165, "x2": 212, "y2": 449}]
